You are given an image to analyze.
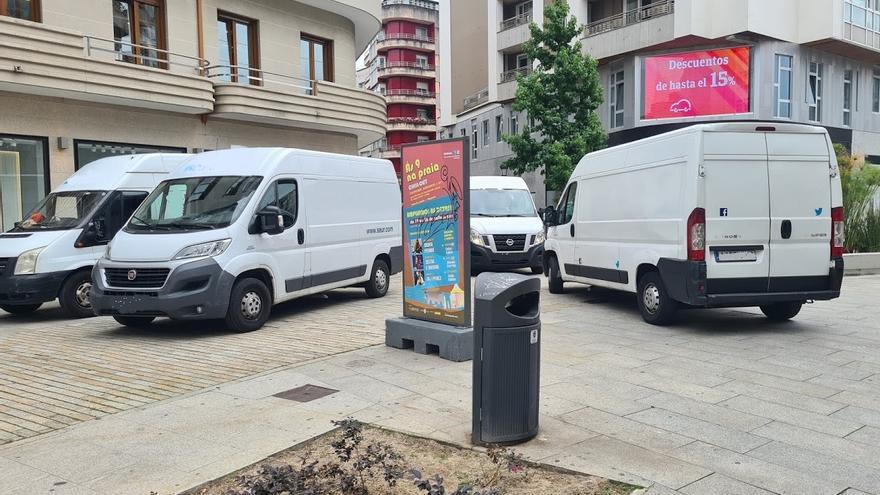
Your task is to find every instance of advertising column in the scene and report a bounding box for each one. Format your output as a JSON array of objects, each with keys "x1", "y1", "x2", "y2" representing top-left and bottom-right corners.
[{"x1": 400, "y1": 138, "x2": 471, "y2": 327}]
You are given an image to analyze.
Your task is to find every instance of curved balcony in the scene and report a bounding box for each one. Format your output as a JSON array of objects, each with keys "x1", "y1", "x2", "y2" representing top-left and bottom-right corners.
[
  {"x1": 385, "y1": 89, "x2": 436, "y2": 105},
  {"x1": 207, "y1": 65, "x2": 387, "y2": 147},
  {"x1": 376, "y1": 62, "x2": 436, "y2": 79},
  {"x1": 387, "y1": 116, "x2": 437, "y2": 132},
  {"x1": 381, "y1": 0, "x2": 439, "y2": 23},
  {"x1": 375, "y1": 33, "x2": 436, "y2": 52},
  {"x1": 295, "y1": 0, "x2": 381, "y2": 53}
]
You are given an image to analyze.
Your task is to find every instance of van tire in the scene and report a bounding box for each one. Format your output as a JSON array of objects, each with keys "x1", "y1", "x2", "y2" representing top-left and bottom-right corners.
[
  {"x1": 225, "y1": 277, "x2": 272, "y2": 332},
  {"x1": 530, "y1": 266, "x2": 543, "y2": 275},
  {"x1": 365, "y1": 259, "x2": 390, "y2": 298},
  {"x1": 760, "y1": 302, "x2": 803, "y2": 322},
  {"x1": 0, "y1": 304, "x2": 42, "y2": 315},
  {"x1": 548, "y1": 256, "x2": 564, "y2": 294},
  {"x1": 59, "y1": 271, "x2": 95, "y2": 318},
  {"x1": 637, "y1": 271, "x2": 677, "y2": 326},
  {"x1": 113, "y1": 315, "x2": 155, "y2": 327}
]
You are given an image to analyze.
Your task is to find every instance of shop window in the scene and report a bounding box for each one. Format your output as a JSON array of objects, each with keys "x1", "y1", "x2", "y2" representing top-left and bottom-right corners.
[
  {"x1": 74, "y1": 140, "x2": 186, "y2": 170},
  {"x1": 0, "y1": 135, "x2": 49, "y2": 232}
]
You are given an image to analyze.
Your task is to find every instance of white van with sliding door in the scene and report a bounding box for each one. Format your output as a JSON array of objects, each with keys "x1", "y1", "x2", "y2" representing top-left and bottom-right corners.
[
  {"x1": 0, "y1": 154, "x2": 188, "y2": 318},
  {"x1": 90, "y1": 148, "x2": 402, "y2": 332},
  {"x1": 543, "y1": 123, "x2": 844, "y2": 325}
]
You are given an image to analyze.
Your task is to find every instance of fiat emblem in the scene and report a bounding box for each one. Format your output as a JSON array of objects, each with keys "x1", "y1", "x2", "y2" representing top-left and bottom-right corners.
[
  {"x1": 506, "y1": 238, "x2": 515, "y2": 247},
  {"x1": 127, "y1": 270, "x2": 137, "y2": 281}
]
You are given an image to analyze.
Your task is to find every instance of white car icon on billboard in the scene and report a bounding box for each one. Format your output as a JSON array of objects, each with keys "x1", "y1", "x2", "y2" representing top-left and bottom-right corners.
[{"x1": 670, "y1": 98, "x2": 693, "y2": 113}]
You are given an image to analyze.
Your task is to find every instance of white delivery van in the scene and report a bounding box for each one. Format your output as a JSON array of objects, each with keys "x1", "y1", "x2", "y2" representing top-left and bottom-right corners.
[
  {"x1": 543, "y1": 123, "x2": 845, "y2": 325},
  {"x1": 0, "y1": 154, "x2": 189, "y2": 318},
  {"x1": 469, "y1": 176, "x2": 545, "y2": 274},
  {"x1": 90, "y1": 148, "x2": 402, "y2": 332}
]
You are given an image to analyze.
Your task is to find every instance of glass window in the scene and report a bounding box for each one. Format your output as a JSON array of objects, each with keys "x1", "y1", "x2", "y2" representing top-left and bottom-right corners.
[
  {"x1": 844, "y1": 70, "x2": 853, "y2": 126},
  {"x1": 1, "y1": 0, "x2": 40, "y2": 21},
  {"x1": 471, "y1": 188, "x2": 537, "y2": 217},
  {"x1": 471, "y1": 120, "x2": 478, "y2": 159},
  {"x1": 256, "y1": 179, "x2": 297, "y2": 229},
  {"x1": 128, "y1": 176, "x2": 263, "y2": 233},
  {"x1": 610, "y1": 70, "x2": 625, "y2": 128},
  {"x1": 558, "y1": 182, "x2": 577, "y2": 225},
  {"x1": 0, "y1": 136, "x2": 48, "y2": 233},
  {"x1": 217, "y1": 12, "x2": 259, "y2": 85},
  {"x1": 14, "y1": 191, "x2": 104, "y2": 232},
  {"x1": 873, "y1": 68, "x2": 880, "y2": 113},
  {"x1": 510, "y1": 113, "x2": 519, "y2": 135},
  {"x1": 416, "y1": 55, "x2": 429, "y2": 68},
  {"x1": 74, "y1": 140, "x2": 186, "y2": 170},
  {"x1": 495, "y1": 115, "x2": 503, "y2": 142},
  {"x1": 300, "y1": 34, "x2": 333, "y2": 82},
  {"x1": 112, "y1": 0, "x2": 167, "y2": 69},
  {"x1": 774, "y1": 55, "x2": 793, "y2": 118},
  {"x1": 807, "y1": 62, "x2": 823, "y2": 122},
  {"x1": 482, "y1": 120, "x2": 490, "y2": 147}
]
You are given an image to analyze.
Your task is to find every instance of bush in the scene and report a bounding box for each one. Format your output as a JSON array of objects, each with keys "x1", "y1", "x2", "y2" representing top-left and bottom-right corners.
[{"x1": 835, "y1": 144, "x2": 880, "y2": 253}]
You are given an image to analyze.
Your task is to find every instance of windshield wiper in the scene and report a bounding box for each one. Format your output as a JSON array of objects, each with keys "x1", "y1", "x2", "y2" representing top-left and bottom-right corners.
[
  {"x1": 472, "y1": 213, "x2": 501, "y2": 217},
  {"x1": 164, "y1": 221, "x2": 216, "y2": 231}
]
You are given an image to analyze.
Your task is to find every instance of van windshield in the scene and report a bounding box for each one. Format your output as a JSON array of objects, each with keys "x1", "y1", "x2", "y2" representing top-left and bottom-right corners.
[
  {"x1": 125, "y1": 176, "x2": 262, "y2": 233},
  {"x1": 471, "y1": 188, "x2": 537, "y2": 217},
  {"x1": 12, "y1": 191, "x2": 107, "y2": 232}
]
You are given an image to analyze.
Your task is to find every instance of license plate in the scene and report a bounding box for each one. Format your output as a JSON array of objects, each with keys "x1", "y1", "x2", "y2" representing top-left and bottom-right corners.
[{"x1": 714, "y1": 249, "x2": 758, "y2": 262}]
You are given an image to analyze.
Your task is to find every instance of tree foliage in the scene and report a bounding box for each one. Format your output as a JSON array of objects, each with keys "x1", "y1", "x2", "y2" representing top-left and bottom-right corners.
[
  {"x1": 835, "y1": 144, "x2": 880, "y2": 252},
  {"x1": 502, "y1": 1, "x2": 606, "y2": 193}
]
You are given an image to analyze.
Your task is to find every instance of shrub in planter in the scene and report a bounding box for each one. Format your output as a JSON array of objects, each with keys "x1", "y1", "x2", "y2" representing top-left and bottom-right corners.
[{"x1": 836, "y1": 144, "x2": 880, "y2": 253}]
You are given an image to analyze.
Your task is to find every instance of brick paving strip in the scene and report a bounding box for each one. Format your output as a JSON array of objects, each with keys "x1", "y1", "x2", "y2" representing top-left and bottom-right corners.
[{"x1": 0, "y1": 286, "x2": 397, "y2": 445}]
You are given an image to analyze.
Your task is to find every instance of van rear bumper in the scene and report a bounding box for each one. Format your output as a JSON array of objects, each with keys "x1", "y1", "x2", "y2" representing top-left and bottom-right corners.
[
  {"x1": 659, "y1": 257, "x2": 844, "y2": 308},
  {"x1": 91, "y1": 258, "x2": 234, "y2": 320}
]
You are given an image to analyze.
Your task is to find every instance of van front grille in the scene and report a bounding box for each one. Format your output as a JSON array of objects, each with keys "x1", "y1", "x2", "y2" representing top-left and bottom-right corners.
[
  {"x1": 493, "y1": 234, "x2": 527, "y2": 252},
  {"x1": 105, "y1": 268, "x2": 170, "y2": 289}
]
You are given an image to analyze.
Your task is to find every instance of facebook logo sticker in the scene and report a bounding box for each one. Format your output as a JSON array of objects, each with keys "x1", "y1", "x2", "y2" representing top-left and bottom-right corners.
[{"x1": 720, "y1": 208, "x2": 729, "y2": 217}]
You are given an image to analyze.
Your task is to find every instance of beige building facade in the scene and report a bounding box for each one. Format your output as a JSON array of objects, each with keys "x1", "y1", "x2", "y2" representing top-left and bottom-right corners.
[{"x1": 0, "y1": 0, "x2": 386, "y2": 232}]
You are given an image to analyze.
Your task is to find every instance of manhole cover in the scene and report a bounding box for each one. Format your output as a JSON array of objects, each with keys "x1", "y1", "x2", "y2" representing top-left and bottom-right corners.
[
  {"x1": 345, "y1": 359, "x2": 375, "y2": 368},
  {"x1": 273, "y1": 384, "x2": 338, "y2": 403}
]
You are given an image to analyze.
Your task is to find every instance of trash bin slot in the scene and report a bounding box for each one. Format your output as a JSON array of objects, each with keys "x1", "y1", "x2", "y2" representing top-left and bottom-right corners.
[{"x1": 504, "y1": 292, "x2": 539, "y2": 318}]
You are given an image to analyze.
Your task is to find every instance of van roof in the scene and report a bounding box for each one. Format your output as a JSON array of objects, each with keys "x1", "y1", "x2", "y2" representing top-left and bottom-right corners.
[
  {"x1": 470, "y1": 176, "x2": 530, "y2": 190},
  {"x1": 169, "y1": 148, "x2": 397, "y2": 182},
  {"x1": 56, "y1": 153, "x2": 191, "y2": 192}
]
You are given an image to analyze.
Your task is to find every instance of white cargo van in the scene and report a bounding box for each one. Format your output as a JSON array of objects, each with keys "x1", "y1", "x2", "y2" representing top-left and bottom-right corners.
[
  {"x1": 90, "y1": 148, "x2": 402, "y2": 332},
  {"x1": 0, "y1": 154, "x2": 189, "y2": 318},
  {"x1": 469, "y1": 176, "x2": 545, "y2": 274},
  {"x1": 543, "y1": 123, "x2": 844, "y2": 325}
]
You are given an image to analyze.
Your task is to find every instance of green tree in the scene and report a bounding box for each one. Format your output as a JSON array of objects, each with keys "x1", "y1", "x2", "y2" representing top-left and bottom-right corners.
[
  {"x1": 835, "y1": 144, "x2": 880, "y2": 252},
  {"x1": 502, "y1": 1, "x2": 606, "y2": 194}
]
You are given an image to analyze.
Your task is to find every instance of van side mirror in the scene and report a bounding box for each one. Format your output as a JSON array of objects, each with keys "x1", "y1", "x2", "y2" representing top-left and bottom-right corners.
[
  {"x1": 257, "y1": 206, "x2": 284, "y2": 235},
  {"x1": 543, "y1": 205, "x2": 558, "y2": 226},
  {"x1": 75, "y1": 221, "x2": 101, "y2": 248}
]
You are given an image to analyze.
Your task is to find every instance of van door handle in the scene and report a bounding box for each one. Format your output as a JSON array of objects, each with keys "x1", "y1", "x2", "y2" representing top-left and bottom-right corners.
[
  {"x1": 781, "y1": 220, "x2": 792, "y2": 239},
  {"x1": 570, "y1": 224, "x2": 575, "y2": 237},
  {"x1": 297, "y1": 228, "x2": 305, "y2": 245}
]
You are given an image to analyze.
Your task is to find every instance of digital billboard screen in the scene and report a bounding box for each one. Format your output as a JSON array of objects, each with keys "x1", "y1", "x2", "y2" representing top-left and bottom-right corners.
[{"x1": 642, "y1": 46, "x2": 751, "y2": 120}]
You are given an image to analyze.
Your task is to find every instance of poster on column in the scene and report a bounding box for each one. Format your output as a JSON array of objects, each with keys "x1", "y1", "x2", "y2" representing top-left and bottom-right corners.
[
  {"x1": 642, "y1": 46, "x2": 751, "y2": 120},
  {"x1": 401, "y1": 138, "x2": 471, "y2": 327}
]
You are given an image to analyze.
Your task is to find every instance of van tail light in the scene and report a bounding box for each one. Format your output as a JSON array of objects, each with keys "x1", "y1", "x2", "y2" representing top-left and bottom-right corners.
[
  {"x1": 831, "y1": 207, "x2": 845, "y2": 259},
  {"x1": 687, "y1": 208, "x2": 706, "y2": 262}
]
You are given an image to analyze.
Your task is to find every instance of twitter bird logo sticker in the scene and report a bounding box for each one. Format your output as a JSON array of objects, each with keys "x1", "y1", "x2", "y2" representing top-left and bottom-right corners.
[{"x1": 815, "y1": 207, "x2": 823, "y2": 217}]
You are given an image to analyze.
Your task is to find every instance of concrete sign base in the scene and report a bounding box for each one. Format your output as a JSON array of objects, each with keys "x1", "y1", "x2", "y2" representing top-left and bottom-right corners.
[{"x1": 385, "y1": 317, "x2": 473, "y2": 362}]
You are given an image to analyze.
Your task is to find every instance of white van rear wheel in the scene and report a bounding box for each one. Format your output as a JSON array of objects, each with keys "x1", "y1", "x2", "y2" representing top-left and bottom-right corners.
[
  {"x1": 225, "y1": 277, "x2": 271, "y2": 332},
  {"x1": 365, "y1": 259, "x2": 390, "y2": 298},
  {"x1": 760, "y1": 302, "x2": 803, "y2": 322},
  {"x1": 637, "y1": 271, "x2": 677, "y2": 326}
]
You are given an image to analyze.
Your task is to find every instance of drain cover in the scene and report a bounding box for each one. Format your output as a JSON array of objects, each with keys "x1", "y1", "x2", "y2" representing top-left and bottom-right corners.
[{"x1": 273, "y1": 384, "x2": 338, "y2": 402}]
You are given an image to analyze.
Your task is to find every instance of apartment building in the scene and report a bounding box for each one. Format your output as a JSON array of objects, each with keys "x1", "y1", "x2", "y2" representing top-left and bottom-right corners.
[
  {"x1": 439, "y1": 0, "x2": 880, "y2": 206},
  {"x1": 0, "y1": 0, "x2": 385, "y2": 232},
  {"x1": 359, "y1": 0, "x2": 440, "y2": 176}
]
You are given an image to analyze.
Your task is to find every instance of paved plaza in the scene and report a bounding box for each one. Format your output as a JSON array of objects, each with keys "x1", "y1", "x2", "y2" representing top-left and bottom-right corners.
[{"x1": 1, "y1": 275, "x2": 880, "y2": 494}]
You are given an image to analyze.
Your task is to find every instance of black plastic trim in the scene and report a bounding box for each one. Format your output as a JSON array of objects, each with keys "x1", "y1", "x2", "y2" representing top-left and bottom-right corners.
[
  {"x1": 471, "y1": 243, "x2": 543, "y2": 271},
  {"x1": 564, "y1": 263, "x2": 629, "y2": 284},
  {"x1": 285, "y1": 265, "x2": 368, "y2": 293},
  {"x1": 389, "y1": 245, "x2": 404, "y2": 274}
]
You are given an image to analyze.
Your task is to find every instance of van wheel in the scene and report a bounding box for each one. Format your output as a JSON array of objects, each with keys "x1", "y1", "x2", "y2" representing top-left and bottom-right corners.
[
  {"x1": 365, "y1": 259, "x2": 390, "y2": 298},
  {"x1": 113, "y1": 315, "x2": 155, "y2": 327},
  {"x1": 548, "y1": 256, "x2": 564, "y2": 294},
  {"x1": 59, "y1": 271, "x2": 95, "y2": 318},
  {"x1": 637, "y1": 271, "x2": 677, "y2": 326},
  {"x1": 225, "y1": 277, "x2": 271, "y2": 332},
  {"x1": 0, "y1": 304, "x2": 42, "y2": 315},
  {"x1": 760, "y1": 302, "x2": 803, "y2": 322},
  {"x1": 530, "y1": 266, "x2": 543, "y2": 275}
]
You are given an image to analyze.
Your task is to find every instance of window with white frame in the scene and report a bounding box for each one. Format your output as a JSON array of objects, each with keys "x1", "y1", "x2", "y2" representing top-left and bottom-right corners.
[
  {"x1": 415, "y1": 26, "x2": 428, "y2": 40},
  {"x1": 773, "y1": 55, "x2": 793, "y2": 119},
  {"x1": 377, "y1": 83, "x2": 386, "y2": 95},
  {"x1": 510, "y1": 113, "x2": 519, "y2": 135},
  {"x1": 844, "y1": 0, "x2": 880, "y2": 49},
  {"x1": 471, "y1": 120, "x2": 477, "y2": 158},
  {"x1": 609, "y1": 70, "x2": 625, "y2": 128},
  {"x1": 416, "y1": 81, "x2": 429, "y2": 95},
  {"x1": 416, "y1": 55, "x2": 428, "y2": 68},
  {"x1": 377, "y1": 56, "x2": 386, "y2": 68},
  {"x1": 482, "y1": 120, "x2": 489, "y2": 147},
  {"x1": 844, "y1": 70, "x2": 854, "y2": 126},
  {"x1": 873, "y1": 67, "x2": 880, "y2": 113},
  {"x1": 495, "y1": 115, "x2": 503, "y2": 142},
  {"x1": 807, "y1": 62, "x2": 823, "y2": 122}
]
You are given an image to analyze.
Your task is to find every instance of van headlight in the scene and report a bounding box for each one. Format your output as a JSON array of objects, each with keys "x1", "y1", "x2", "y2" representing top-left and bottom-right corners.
[
  {"x1": 534, "y1": 231, "x2": 546, "y2": 244},
  {"x1": 14, "y1": 247, "x2": 45, "y2": 275},
  {"x1": 470, "y1": 229, "x2": 485, "y2": 246},
  {"x1": 173, "y1": 239, "x2": 231, "y2": 260}
]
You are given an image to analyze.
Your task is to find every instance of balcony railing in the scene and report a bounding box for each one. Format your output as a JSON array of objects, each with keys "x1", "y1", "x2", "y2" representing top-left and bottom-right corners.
[
  {"x1": 499, "y1": 66, "x2": 531, "y2": 83},
  {"x1": 388, "y1": 117, "x2": 436, "y2": 125},
  {"x1": 463, "y1": 88, "x2": 489, "y2": 111},
  {"x1": 382, "y1": 0, "x2": 439, "y2": 10},
  {"x1": 84, "y1": 36, "x2": 209, "y2": 74},
  {"x1": 500, "y1": 12, "x2": 533, "y2": 32},
  {"x1": 378, "y1": 32, "x2": 435, "y2": 43},
  {"x1": 206, "y1": 65, "x2": 316, "y2": 95},
  {"x1": 386, "y1": 89, "x2": 436, "y2": 98},
  {"x1": 583, "y1": 0, "x2": 674, "y2": 37}
]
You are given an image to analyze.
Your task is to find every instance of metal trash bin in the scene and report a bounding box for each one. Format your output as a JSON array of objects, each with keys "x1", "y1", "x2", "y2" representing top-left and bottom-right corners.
[{"x1": 472, "y1": 272, "x2": 541, "y2": 445}]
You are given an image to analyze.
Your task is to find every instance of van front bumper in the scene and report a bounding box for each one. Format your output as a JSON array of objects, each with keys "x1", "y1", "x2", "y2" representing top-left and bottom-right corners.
[
  {"x1": 0, "y1": 262, "x2": 68, "y2": 306},
  {"x1": 471, "y1": 243, "x2": 543, "y2": 271},
  {"x1": 659, "y1": 258, "x2": 844, "y2": 308},
  {"x1": 91, "y1": 258, "x2": 234, "y2": 320}
]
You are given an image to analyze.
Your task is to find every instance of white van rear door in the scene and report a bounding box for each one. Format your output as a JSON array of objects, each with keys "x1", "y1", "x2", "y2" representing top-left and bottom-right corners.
[
  {"x1": 703, "y1": 132, "x2": 771, "y2": 282},
  {"x1": 766, "y1": 133, "x2": 831, "y2": 283}
]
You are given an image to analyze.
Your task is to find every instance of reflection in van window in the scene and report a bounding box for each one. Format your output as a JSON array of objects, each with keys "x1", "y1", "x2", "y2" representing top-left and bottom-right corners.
[
  {"x1": 127, "y1": 176, "x2": 262, "y2": 233},
  {"x1": 13, "y1": 191, "x2": 106, "y2": 231},
  {"x1": 471, "y1": 188, "x2": 537, "y2": 217},
  {"x1": 256, "y1": 179, "x2": 298, "y2": 229}
]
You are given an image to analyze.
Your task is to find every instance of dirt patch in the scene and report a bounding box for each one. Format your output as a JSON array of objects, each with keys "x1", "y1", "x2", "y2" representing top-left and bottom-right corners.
[{"x1": 184, "y1": 425, "x2": 639, "y2": 495}]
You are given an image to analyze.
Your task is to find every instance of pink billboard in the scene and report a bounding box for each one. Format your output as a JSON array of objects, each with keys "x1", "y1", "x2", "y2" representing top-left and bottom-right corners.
[{"x1": 642, "y1": 47, "x2": 751, "y2": 120}]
